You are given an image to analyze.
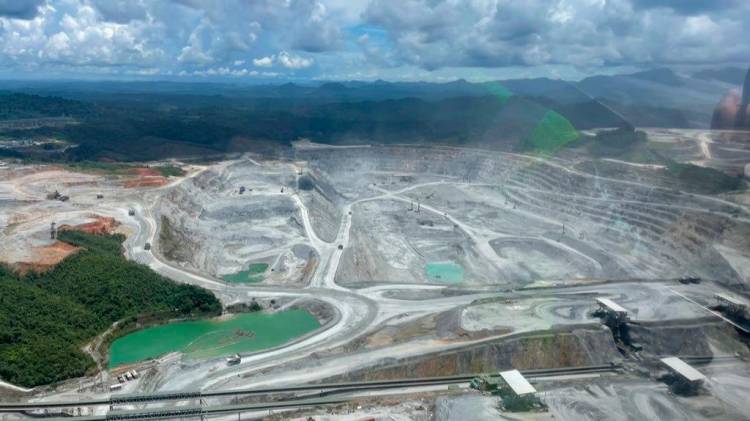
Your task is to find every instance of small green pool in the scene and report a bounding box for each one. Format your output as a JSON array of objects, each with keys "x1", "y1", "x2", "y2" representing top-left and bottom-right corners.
[
  {"x1": 108, "y1": 310, "x2": 319, "y2": 367},
  {"x1": 222, "y1": 263, "x2": 269, "y2": 283},
  {"x1": 425, "y1": 261, "x2": 464, "y2": 283}
]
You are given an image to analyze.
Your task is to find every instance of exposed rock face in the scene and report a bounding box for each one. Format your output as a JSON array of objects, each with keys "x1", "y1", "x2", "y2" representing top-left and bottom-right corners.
[{"x1": 712, "y1": 67, "x2": 750, "y2": 130}]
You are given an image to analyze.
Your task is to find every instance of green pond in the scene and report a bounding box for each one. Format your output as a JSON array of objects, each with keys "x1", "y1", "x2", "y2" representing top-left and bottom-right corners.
[
  {"x1": 108, "y1": 310, "x2": 319, "y2": 367},
  {"x1": 222, "y1": 263, "x2": 269, "y2": 283},
  {"x1": 425, "y1": 261, "x2": 464, "y2": 283}
]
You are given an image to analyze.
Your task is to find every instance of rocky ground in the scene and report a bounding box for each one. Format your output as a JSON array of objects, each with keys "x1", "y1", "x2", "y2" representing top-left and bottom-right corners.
[{"x1": 2, "y1": 130, "x2": 750, "y2": 420}]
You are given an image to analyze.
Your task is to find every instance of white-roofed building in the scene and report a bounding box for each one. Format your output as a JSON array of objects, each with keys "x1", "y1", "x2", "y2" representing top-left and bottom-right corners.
[
  {"x1": 660, "y1": 356, "x2": 707, "y2": 395},
  {"x1": 498, "y1": 369, "x2": 536, "y2": 397},
  {"x1": 660, "y1": 357, "x2": 706, "y2": 383},
  {"x1": 595, "y1": 297, "x2": 629, "y2": 322}
]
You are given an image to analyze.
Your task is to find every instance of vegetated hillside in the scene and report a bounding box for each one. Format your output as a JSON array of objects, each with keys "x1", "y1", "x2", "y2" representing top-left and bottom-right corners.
[
  {"x1": 0, "y1": 76, "x2": 641, "y2": 161},
  {"x1": 0, "y1": 231, "x2": 221, "y2": 388},
  {"x1": 576, "y1": 68, "x2": 731, "y2": 128},
  {"x1": 664, "y1": 161, "x2": 744, "y2": 194},
  {"x1": 0, "y1": 92, "x2": 95, "y2": 120},
  {"x1": 579, "y1": 128, "x2": 745, "y2": 194},
  {"x1": 1, "y1": 92, "x2": 597, "y2": 161}
]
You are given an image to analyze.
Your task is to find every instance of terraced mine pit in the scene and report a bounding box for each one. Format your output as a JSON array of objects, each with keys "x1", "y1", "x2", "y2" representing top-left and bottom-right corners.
[{"x1": 3, "y1": 130, "x2": 750, "y2": 420}]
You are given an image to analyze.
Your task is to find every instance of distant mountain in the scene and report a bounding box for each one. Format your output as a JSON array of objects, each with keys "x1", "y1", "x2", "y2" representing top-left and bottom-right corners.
[
  {"x1": 692, "y1": 67, "x2": 748, "y2": 85},
  {"x1": 491, "y1": 78, "x2": 590, "y2": 104},
  {"x1": 627, "y1": 68, "x2": 684, "y2": 86},
  {"x1": 576, "y1": 67, "x2": 733, "y2": 128}
]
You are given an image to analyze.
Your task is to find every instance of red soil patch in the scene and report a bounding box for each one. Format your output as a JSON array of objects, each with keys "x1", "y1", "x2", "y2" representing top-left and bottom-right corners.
[
  {"x1": 15, "y1": 241, "x2": 80, "y2": 275},
  {"x1": 12, "y1": 216, "x2": 120, "y2": 274},
  {"x1": 59, "y1": 216, "x2": 120, "y2": 235},
  {"x1": 129, "y1": 167, "x2": 162, "y2": 177},
  {"x1": 122, "y1": 176, "x2": 168, "y2": 188},
  {"x1": 121, "y1": 167, "x2": 168, "y2": 188}
]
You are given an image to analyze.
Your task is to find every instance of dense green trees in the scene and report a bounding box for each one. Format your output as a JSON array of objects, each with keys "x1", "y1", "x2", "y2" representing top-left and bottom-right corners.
[
  {"x1": 0, "y1": 92, "x2": 94, "y2": 119},
  {"x1": 0, "y1": 232, "x2": 221, "y2": 387}
]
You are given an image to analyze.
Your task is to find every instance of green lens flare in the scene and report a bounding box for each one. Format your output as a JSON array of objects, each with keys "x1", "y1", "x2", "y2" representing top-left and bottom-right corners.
[{"x1": 529, "y1": 110, "x2": 579, "y2": 154}]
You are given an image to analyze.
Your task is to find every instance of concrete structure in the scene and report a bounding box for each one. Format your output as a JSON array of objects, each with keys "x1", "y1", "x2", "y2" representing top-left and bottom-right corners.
[
  {"x1": 660, "y1": 357, "x2": 706, "y2": 384},
  {"x1": 596, "y1": 297, "x2": 629, "y2": 322},
  {"x1": 498, "y1": 370, "x2": 536, "y2": 397}
]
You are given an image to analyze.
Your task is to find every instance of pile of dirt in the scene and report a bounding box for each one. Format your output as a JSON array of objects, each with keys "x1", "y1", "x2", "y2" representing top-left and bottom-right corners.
[{"x1": 58, "y1": 216, "x2": 120, "y2": 235}]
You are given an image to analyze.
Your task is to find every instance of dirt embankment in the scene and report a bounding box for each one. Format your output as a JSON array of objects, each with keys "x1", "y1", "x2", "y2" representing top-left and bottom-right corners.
[
  {"x1": 12, "y1": 216, "x2": 121, "y2": 274},
  {"x1": 325, "y1": 327, "x2": 619, "y2": 382},
  {"x1": 14, "y1": 241, "x2": 80, "y2": 275},
  {"x1": 122, "y1": 167, "x2": 168, "y2": 188},
  {"x1": 629, "y1": 318, "x2": 749, "y2": 359}
]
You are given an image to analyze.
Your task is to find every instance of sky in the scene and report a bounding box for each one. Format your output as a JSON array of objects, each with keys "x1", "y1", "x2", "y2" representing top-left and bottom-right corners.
[{"x1": 0, "y1": 0, "x2": 748, "y2": 82}]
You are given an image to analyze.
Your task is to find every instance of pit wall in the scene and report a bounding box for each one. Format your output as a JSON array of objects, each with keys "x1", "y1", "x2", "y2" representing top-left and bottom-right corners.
[
  {"x1": 325, "y1": 326, "x2": 619, "y2": 382},
  {"x1": 628, "y1": 318, "x2": 749, "y2": 358}
]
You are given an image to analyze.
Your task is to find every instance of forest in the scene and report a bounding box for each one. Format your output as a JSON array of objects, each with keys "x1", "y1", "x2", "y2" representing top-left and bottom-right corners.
[
  {"x1": 0, "y1": 231, "x2": 221, "y2": 387},
  {"x1": 0, "y1": 83, "x2": 631, "y2": 162}
]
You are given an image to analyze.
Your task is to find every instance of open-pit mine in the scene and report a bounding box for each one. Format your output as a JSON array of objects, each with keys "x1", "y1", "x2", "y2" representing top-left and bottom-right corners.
[{"x1": 2, "y1": 129, "x2": 750, "y2": 420}]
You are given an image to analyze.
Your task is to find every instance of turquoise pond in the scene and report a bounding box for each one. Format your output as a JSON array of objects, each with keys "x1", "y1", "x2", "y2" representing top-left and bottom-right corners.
[
  {"x1": 108, "y1": 310, "x2": 320, "y2": 367},
  {"x1": 425, "y1": 262, "x2": 464, "y2": 283},
  {"x1": 222, "y1": 263, "x2": 269, "y2": 283}
]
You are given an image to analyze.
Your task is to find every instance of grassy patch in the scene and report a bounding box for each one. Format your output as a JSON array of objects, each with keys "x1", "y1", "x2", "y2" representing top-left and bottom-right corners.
[
  {"x1": 63, "y1": 161, "x2": 132, "y2": 175},
  {"x1": 155, "y1": 165, "x2": 186, "y2": 177},
  {"x1": 665, "y1": 161, "x2": 743, "y2": 194}
]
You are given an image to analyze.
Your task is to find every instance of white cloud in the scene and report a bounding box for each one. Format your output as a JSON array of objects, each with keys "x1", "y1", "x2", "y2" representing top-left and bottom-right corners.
[
  {"x1": 0, "y1": 0, "x2": 746, "y2": 79},
  {"x1": 363, "y1": 0, "x2": 750, "y2": 69},
  {"x1": 277, "y1": 51, "x2": 314, "y2": 69},
  {"x1": 0, "y1": 3, "x2": 162, "y2": 68},
  {"x1": 252, "y1": 55, "x2": 274, "y2": 67}
]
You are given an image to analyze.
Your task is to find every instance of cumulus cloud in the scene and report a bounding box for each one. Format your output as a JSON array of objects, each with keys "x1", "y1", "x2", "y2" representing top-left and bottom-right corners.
[
  {"x1": 0, "y1": 3, "x2": 163, "y2": 68},
  {"x1": 253, "y1": 55, "x2": 274, "y2": 67},
  {"x1": 0, "y1": 0, "x2": 44, "y2": 19},
  {"x1": 631, "y1": 0, "x2": 742, "y2": 15},
  {"x1": 362, "y1": 0, "x2": 750, "y2": 70},
  {"x1": 89, "y1": 0, "x2": 148, "y2": 23},
  {"x1": 0, "y1": 0, "x2": 746, "y2": 79},
  {"x1": 277, "y1": 51, "x2": 314, "y2": 69}
]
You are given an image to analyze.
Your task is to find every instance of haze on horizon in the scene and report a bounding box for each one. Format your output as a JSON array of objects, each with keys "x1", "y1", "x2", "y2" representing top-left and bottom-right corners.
[{"x1": 0, "y1": 0, "x2": 748, "y2": 82}]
